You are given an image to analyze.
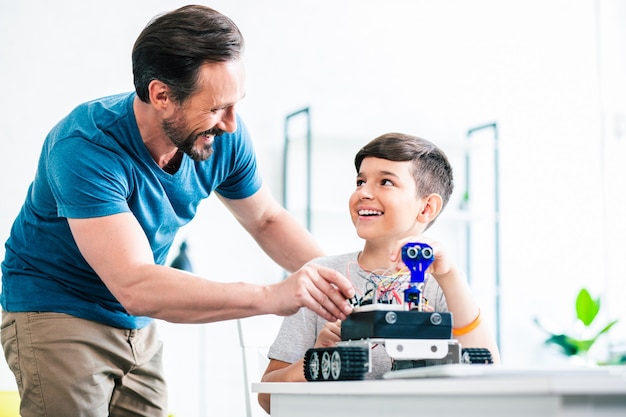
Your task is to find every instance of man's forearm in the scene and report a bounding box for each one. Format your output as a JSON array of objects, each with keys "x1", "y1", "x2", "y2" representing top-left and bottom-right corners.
[{"x1": 253, "y1": 209, "x2": 325, "y2": 272}]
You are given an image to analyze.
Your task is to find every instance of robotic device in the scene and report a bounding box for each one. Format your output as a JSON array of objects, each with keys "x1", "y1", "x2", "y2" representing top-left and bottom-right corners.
[{"x1": 304, "y1": 242, "x2": 493, "y2": 381}]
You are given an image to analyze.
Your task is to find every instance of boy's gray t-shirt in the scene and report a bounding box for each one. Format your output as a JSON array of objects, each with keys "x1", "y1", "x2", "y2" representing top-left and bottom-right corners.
[{"x1": 267, "y1": 251, "x2": 449, "y2": 379}]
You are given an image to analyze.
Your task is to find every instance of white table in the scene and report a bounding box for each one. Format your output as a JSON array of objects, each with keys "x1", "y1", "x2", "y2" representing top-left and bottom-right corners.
[{"x1": 252, "y1": 367, "x2": 626, "y2": 417}]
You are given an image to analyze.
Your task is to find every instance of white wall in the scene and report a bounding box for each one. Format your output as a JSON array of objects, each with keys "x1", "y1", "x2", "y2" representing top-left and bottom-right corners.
[{"x1": 1, "y1": 1, "x2": 625, "y2": 416}]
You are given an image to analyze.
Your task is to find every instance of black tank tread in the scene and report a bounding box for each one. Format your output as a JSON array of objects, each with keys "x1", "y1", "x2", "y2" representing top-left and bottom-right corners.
[
  {"x1": 304, "y1": 346, "x2": 369, "y2": 381},
  {"x1": 462, "y1": 347, "x2": 493, "y2": 364},
  {"x1": 333, "y1": 346, "x2": 369, "y2": 380},
  {"x1": 303, "y1": 348, "x2": 320, "y2": 381}
]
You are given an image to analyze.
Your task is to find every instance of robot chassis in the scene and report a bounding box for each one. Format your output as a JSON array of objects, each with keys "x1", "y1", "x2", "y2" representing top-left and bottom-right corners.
[{"x1": 304, "y1": 242, "x2": 493, "y2": 381}]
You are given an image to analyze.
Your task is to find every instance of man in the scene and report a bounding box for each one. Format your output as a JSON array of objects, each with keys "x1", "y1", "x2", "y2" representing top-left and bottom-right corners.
[{"x1": 0, "y1": 5, "x2": 354, "y2": 416}]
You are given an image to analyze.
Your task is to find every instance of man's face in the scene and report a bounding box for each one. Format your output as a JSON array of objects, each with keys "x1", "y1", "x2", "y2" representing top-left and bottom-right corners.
[
  {"x1": 162, "y1": 60, "x2": 246, "y2": 161},
  {"x1": 161, "y1": 107, "x2": 222, "y2": 161}
]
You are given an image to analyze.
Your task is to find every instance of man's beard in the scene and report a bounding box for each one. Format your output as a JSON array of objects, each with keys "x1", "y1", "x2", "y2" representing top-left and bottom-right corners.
[{"x1": 162, "y1": 113, "x2": 223, "y2": 162}]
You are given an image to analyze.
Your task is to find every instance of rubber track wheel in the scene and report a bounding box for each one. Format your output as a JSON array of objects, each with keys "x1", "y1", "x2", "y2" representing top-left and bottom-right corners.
[
  {"x1": 462, "y1": 347, "x2": 493, "y2": 364},
  {"x1": 304, "y1": 347, "x2": 368, "y2": 381},
  {"x1": 332, "y1": 347, "x2": 369, "y2": 381},
  {"x1": 304, "y1": 348, "x2": 322, "y2": 381}
]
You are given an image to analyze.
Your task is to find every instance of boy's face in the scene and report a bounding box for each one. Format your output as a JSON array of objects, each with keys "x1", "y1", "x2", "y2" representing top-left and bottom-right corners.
[{"x1": 349, "y1": 157, "x2": 425, "y2": 243}]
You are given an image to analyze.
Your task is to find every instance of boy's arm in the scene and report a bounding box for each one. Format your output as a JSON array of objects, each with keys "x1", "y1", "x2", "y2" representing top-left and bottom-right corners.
[
  {"x1": 432, "y1": 265, "x2": 501, "y2": 364},
  {"x1": 258, "y1": 359, "x2": 306, "y2": 413},
  {"x1": 258, "y1": 320, "x2": 342, "y2": 413}
]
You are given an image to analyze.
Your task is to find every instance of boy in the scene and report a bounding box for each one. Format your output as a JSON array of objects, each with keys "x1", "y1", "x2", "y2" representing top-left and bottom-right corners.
[{"x1": 258, "y1": 132, "x2": 500, "y2": 413}]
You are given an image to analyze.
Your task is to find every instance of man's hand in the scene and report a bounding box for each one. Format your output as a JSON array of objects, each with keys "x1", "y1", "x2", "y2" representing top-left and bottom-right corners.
[{"x1": 271, "y1": 263, "x2": 355, "y2": 322}]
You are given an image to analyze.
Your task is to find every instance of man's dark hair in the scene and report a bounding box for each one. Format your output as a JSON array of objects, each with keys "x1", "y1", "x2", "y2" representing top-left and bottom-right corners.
[{"x1": 132, "y1": 5, "x2": 244, "y2": 104}]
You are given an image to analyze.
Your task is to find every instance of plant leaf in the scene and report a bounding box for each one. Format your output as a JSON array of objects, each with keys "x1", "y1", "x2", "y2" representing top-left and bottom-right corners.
[
  {"x1": 546, "y1": 320, "x2": 619, "y2": 356},
  {"x1": 532, "y1": 317, "x2": 550, "y2": 333},
  {"x1": 545, "y1": 334, "x2": 579, "y2": 356},
  {"x1": 545, "y1": 334, "x2": 597, "y2": 355},
  {"x1": 576, "y1": 288, "x2": 599, "y2": 326},
  {"x1": 590, "y1": 319, "x2": 619, "y2": 343}
]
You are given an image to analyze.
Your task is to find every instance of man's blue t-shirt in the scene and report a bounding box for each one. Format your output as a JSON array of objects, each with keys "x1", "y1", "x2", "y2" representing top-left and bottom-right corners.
[{"x1": 0, "y1": 92, "x2": 262, "y2": 329}]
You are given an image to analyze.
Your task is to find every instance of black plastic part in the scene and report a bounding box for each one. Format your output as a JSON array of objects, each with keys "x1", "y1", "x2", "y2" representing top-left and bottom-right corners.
[
  {"x1": 461, "y1": 347, "x2": 494, "y2": 364},
  {"x1": 304, "y1": 346, "x2": 369, "y2": 381},
  {"x1": 341, "y1": 310, "x2": 453, "y2": 341}
]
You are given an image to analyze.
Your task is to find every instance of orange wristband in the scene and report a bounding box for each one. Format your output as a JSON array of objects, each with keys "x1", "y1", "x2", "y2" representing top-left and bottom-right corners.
[{"x1": 452, "y1": 309, "x2": 481, "y2": 337}]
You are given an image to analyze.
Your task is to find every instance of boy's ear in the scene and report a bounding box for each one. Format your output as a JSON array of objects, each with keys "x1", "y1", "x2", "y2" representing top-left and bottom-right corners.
[{"x1": 417, "y1": 193, "x2": 443, "y2": 224}]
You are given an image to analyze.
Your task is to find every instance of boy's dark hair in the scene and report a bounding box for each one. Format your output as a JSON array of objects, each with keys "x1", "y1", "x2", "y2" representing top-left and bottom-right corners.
[
  {"x1": 132, "y1": 5, "x2": 244, "y2": 104},
  {"x1": 354, "y1": 132, "x2": 454, "y2": 226}
]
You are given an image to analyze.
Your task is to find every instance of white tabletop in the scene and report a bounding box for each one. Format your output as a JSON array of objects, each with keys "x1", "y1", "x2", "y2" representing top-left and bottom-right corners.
[
  {"x1": 253, "y1": 366, "x2": 626, "y2": 417},
  {"x1": 253, "y1": 365, "x2": 626, "y2": 395}
]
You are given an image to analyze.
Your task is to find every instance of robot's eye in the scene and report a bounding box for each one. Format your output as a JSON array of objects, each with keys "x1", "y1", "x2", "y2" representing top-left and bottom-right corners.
[{"x1": 406, "y1": 246, "x2": 420, "y2": 259}]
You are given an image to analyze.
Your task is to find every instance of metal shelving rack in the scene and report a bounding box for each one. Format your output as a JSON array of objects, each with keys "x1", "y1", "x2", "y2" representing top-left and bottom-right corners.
[
  {"x1": 282, "y1": 107, "x2": 312, "y2": 231},
  {"x1": 465, "y1": 122, "x2": 501, "y2": 349}
]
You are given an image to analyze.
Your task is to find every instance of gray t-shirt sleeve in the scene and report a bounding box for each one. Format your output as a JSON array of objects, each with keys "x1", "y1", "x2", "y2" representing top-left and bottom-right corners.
[
  {"x1": 267, "y1": 253, "x2": 358, "y2": 364},
  {"x1": 267, "y1": 306, "x2": 319, "y2": 364}
]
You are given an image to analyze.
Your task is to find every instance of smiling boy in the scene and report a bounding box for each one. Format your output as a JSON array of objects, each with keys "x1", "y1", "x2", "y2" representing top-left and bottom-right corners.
[{"x1": 258, "y1": 132, "x2": 501, "y2": 414}]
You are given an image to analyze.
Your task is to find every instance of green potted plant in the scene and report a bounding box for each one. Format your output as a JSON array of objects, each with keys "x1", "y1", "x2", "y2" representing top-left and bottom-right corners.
[{"x1": 534, "y1": 287, "x2": 618, "y2": 364}]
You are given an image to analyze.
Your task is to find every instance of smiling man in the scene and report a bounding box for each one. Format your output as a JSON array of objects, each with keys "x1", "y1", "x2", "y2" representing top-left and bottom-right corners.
[{"x1": 0, "y1": 5, "x2": 354, "y2": 417}]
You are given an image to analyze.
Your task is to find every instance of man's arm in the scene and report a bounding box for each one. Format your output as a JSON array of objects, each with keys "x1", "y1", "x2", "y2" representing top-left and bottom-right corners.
[
  {"x1": 67, "y1": 192, "x2": 354, "y2": 324},
  {"x1": 217, "y1": 183, "x2": 324, "y2": 273}
]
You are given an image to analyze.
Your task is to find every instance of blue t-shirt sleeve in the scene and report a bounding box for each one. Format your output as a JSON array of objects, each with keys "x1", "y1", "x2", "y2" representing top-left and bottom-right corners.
[
  {"x1": 213, "y1": 116, "x2": 262, "y2": 199},
  {"x1": 47, "y1": 136, "x2": 131, "y2": 219}
]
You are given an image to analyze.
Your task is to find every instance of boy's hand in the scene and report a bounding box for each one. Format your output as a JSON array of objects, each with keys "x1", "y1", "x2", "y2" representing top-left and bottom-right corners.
[
  {"x1": 390, "y1": 236, "x2": 452, "y2": 277},
  {"x1": 314, "y1": 320, "x2": 342, "y2": 348}
]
